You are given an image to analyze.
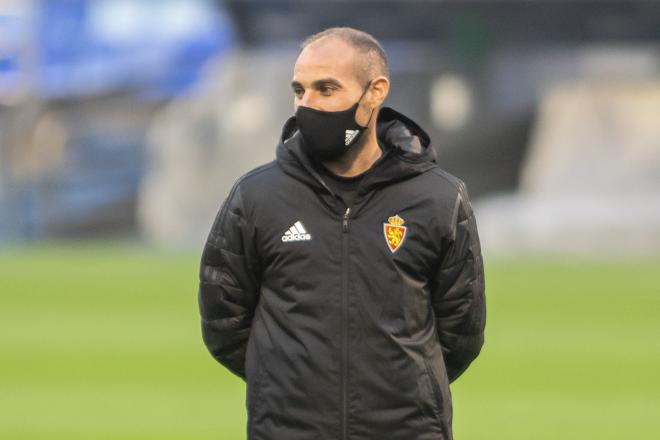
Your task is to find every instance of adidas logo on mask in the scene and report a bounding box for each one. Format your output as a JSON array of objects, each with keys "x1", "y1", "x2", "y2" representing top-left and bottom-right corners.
[{"x1": 345, "y1": 129, "x2": 360, "y2": 146}]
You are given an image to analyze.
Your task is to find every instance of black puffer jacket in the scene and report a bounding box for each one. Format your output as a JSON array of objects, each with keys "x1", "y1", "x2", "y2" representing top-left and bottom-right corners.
[{"x1": 198, "y1": 107, "x2": 486, "y2": 440}]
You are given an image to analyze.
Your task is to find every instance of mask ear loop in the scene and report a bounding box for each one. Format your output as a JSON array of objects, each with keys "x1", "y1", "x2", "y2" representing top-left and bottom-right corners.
[{"x1": 358, "y1": 79, "x2": 375, "y2": 129}]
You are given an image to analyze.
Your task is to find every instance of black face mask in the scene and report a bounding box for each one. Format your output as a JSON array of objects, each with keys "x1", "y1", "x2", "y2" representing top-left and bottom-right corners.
[{"x1": 295, "y1": 81, "x2": 374, "y2": 162}]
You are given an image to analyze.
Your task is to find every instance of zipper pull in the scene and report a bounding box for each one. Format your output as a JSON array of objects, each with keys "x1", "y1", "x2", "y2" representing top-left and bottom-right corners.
[{"x1": 342, "y1": 207, "x2": 351, "y2": 233}]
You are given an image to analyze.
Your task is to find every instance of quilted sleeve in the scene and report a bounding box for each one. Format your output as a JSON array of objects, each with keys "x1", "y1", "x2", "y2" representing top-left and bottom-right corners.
[
  {"x1": 430, "y1": 180, "x2": 486, "y2": 383},
  {"x1": 198, "y1": 181, "x2": 261, "y2": 381}
]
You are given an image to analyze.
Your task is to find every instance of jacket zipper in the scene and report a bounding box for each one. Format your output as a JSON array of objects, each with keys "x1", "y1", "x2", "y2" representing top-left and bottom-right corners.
[{"x1": 340, "y1": 206, "x2": 350, "y2": 440}]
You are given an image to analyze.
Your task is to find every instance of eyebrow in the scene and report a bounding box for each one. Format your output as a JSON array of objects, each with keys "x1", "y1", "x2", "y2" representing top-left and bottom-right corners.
[{"x1": 291, "y1": 78, "x2": 344, "y2": 89}]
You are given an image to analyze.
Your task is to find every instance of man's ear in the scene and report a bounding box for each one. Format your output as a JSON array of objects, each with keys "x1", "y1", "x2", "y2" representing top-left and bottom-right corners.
[{"x1": 368, "y1": 76, "x2": 390, "y2": 108}]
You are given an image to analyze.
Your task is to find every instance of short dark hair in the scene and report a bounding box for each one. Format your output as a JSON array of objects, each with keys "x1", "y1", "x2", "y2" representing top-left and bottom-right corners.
[{"x1": 300, "y1": 27, "x2": 390, "y2": 86}]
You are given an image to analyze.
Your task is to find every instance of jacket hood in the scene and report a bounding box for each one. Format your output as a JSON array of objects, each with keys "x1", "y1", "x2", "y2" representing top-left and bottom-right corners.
[{"x1": 275, "y1": 106, "x2": 438, "y2": 208}]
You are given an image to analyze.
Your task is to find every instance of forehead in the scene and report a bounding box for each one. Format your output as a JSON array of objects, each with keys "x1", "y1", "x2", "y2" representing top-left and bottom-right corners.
[{"x1": 293, "y1": 37, "x2": 360, "y2": 86}]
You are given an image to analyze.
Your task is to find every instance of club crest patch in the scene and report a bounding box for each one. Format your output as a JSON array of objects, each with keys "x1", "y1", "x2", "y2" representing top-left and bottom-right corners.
[{"x1": 383, "y1": 214, "x2": 407, "y2": 253}]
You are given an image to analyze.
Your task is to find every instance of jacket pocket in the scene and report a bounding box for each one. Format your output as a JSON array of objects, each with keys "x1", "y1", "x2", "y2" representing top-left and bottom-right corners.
[
  {"x1": 248, "y1": 359, "x2": 266, "y2": 410},
  {"x1": 247, "y1": 357, "x2": 267, "y2": 439},
  {"x1": 422, "y1": 357, "x2": 445, "y2": 421}
]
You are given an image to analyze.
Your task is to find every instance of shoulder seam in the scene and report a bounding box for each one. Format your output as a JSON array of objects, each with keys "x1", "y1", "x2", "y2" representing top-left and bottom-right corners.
[
  {"x1": 234, "y1": 160, "x2": 278, "y2": 187},
  {"x1": 428, "y1": 167, "x2": 473, "y2": 231},
  {"x1": 429, "y1": 167, "x2": 465, "y2": 192},
  {"x1": 210, "y1": 162, "x2": 276, "y2": 237},
  {"x1": 226, "y1": 161, "x2": 278, "y2": 233}
]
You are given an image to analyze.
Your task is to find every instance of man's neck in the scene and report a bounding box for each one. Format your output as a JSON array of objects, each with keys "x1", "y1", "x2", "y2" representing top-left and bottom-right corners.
[{"x1": 321, "y1": 128, "x2": 382, "y2": 177}]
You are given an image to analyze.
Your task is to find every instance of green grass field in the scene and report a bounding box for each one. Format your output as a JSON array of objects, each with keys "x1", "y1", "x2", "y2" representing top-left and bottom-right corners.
[{"x1": 1, "y1": 243, "x2": 659, "y2": 439}]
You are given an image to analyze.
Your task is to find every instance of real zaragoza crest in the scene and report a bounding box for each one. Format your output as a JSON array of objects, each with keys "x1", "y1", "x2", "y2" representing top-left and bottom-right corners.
[{"x1": 383, "y1": 214, "x2": 407, "y2": 253}]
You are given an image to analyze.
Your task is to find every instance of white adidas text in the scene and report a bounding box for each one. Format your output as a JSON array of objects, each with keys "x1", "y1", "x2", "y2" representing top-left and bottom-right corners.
[{"x1": 282, "y1": 221, "x2": 312, "y2": 242}]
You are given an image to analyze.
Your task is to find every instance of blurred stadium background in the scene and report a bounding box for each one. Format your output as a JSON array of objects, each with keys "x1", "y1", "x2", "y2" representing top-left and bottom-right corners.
[{"x1": 1, "y1": 1, "x2": 659, "y2": 439}]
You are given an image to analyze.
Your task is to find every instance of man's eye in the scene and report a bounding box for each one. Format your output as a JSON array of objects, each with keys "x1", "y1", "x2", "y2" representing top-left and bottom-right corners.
[
  {"x1": 320, "y1": 86, "x2": 334, "y2": 95},
  {"x1": 293, "y1": 88, "x2": 304, "y2": 97}
]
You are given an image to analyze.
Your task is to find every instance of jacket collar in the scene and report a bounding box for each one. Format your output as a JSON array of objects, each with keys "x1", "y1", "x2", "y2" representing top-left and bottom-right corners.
[{"x1": 275, "y1": 106, "x2": 438, "y2": 212}]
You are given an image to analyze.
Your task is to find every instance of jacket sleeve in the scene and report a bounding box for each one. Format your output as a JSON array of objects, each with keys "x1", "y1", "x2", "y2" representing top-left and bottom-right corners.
[
  {"x1": 430, "y1": 180, "x2": 486, "y2": 383},
  {"x1": 198, "y1": 181, "x2": 261, "y2": 381}
]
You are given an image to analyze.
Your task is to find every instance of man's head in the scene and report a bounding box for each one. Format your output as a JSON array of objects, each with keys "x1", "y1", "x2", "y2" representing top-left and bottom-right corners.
[{"x1": 291, "y1": 27, "x2": 390, "y2": 127}]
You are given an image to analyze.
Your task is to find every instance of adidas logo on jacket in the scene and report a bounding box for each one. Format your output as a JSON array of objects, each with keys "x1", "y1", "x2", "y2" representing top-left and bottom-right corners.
[{"x1": 281, "y1": 221, "x2": 312, "y2": 242}]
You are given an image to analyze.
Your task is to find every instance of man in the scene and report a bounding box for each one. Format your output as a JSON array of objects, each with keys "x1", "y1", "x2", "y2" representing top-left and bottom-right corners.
[{"x1": 198, "y1": 27, "x2": 486, "y2": 440}]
